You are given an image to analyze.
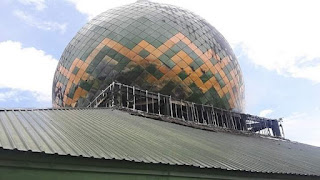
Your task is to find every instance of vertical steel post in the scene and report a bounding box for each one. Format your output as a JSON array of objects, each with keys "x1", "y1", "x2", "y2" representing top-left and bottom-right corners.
[
  {"x1": 126, "y1": 86, "x2": 129, "y2": 108},
  {"x1": 133, "y1": 86, "x2": 136, "y2": 110},
  {"x1": 111, "y1": 82, "x2": 115, "y2": 107},
  {"x1": 186, "y1": 102, "x2": 190, "y2": 121},
  {"x1": 169, "y1": 96, "x2": 173, "y2": 117},
  {"x1": 220, "y1": 112, "x2": 224, "y2": 127},
  {"x1": 211, "y1": 106, "x2": 217, "y2": 126},
  {"x1": 119, "y1": 84, "x2": 122, "y2": 107},
  {"x1": 146, "y1": 90, "x2": 148, "y2": 113},
  {"x1": 190, "y1": 103, "x2": 194, "y2": 122},
  {"x1": 206, "y1": 107, "x2": 210, "y2": 125},
  {"x1": 240, "y1": 114, "x2": 248, "y2": 131},
  {"x1": 248, "y1": 118, "x2": 252, "y2": 132},
  {"x1": 180, "y1": 100, "x2": 183, "y2": 120},
  {"x1": 279, "y1": 119, "x2": 285, "y2": 138},
  {"x1": 151, "y1": 93, "x2": 154, "y2": 114},
  {"x1": 175, "y1": 101, "x2": 178, "y2": 118},
  {"x1": 237, "y1": 117, "x2": 242, "y2": 131},
  {"x1": 230, "y1": 113, "x2": 235, "y2": 130},
  {"x1": 194, "y1": 104, "x2": 199, "y2": 123},
  {"x1": 158, "y1": 93, "x2": 161, "y2": 115}
]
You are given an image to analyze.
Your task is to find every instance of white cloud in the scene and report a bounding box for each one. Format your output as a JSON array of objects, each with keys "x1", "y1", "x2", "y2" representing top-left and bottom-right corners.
[
  {"x1": 66, "y1": 0, "x2": 320, "y2": 83},
  {"x1": 14, "y1": 10, "x2": 67, "y2": 33},
  {"x1": 283, "y1": 112, "x2": 320, "y2": 147},
  {"x1": 259, "y1": 109, "x2": 273, "y2": 117},
  {"x1": 0, "y1": 91, "x2": 20, "y2": 102},
  {"x1": 18, "y1": 0, "x2": 46, "y2": 11},
  {"x1": 66, "y1": 0, "x2": 136, "y2": 19},
  {"x1": 0, "y1": 41, "x2": 58, "y2": 103}
]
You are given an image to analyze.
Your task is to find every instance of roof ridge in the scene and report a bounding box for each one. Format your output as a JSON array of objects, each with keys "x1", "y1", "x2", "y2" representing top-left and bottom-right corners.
[{"x1": 0, "y1": 107, "x2": 290, "y2": 141}]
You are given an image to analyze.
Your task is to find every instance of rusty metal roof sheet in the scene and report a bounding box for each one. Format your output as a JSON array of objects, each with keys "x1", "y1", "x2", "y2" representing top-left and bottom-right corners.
[{"x1": 0, "y1": 108, "x2": 319, "y2": 176}]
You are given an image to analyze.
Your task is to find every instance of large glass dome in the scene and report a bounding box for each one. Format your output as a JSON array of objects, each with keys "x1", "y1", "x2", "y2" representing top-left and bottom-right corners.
[{"x1": 52, "y1": 0, "x2": 245, "y2": 112}]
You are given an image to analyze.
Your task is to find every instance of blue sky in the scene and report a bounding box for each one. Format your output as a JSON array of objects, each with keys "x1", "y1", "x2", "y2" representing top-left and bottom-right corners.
[{"x1": 0, "y1": 0, "x2": 319, "y2": 147}]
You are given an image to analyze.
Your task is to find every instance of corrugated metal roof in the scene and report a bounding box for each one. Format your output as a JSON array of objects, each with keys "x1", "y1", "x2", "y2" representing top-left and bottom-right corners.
[{"x1": 0, "y1": 108, "x2": 319, "y2": 176}]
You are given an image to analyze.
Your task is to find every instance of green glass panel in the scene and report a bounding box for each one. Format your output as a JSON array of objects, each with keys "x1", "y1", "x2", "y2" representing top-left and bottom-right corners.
[
  {"x1": 139, "y1": 49, "x2": 150, "y2": 58},
  {"x1": 178, "y1": 70, "x2": 188, "y2": 80}
]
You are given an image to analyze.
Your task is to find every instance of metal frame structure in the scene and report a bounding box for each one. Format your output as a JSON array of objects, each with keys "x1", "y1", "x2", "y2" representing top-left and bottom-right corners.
[{"x1": 87, "y1": 82, "x2": 284, "y2": 138}]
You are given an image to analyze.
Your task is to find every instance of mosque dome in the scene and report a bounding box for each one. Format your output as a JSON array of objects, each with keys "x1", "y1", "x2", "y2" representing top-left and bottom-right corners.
[{"x1": 52, "y1": 0, "x2": 245, "y2": 112}]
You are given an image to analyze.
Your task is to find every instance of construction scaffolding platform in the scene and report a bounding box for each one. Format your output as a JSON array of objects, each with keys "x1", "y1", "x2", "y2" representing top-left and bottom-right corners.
[{"x1": 87, "y1": 82, "x2": 284, "y2": 138}]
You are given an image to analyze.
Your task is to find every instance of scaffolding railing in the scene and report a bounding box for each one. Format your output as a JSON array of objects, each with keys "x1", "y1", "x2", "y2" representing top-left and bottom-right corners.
[{"x1": 87, "y1": 82, "x2": 284, "y2": 138}]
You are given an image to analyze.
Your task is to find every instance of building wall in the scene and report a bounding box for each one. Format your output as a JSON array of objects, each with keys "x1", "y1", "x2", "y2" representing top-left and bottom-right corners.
[
  {"x1": 0, "y1": 167, "x2": 216, "y2": 180},
  {"x1": 0, "y1": 150, "x2": 317, "y2": 180}
]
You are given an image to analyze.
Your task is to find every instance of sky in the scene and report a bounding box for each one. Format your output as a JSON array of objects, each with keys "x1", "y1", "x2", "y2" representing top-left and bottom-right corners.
[{"x1": 0, "y1": 0, "x2": 319, "y2": 147}]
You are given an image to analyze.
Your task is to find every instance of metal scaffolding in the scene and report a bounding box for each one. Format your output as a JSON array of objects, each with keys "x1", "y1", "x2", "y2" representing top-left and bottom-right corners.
[{"x1": 87, "y1": 82, "x2": 284, "y2": 138}]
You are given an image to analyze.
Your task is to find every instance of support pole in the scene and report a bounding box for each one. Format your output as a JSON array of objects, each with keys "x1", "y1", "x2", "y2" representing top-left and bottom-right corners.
[
  {"x1": 169, "y1": 96, "x2": 173, "y2": 118},
  {"x1": 158, "y1": 93, "x2": 161, "y2": 115},
  {"x1": 133, "y1": 86, "x2": 135, "y2": 110},
  {"x1": 126, "y1": 86, "x2": 129, "y2": 108},
  {"x1": 146, "y1": 90, "x2": 148, "y2": 113}
]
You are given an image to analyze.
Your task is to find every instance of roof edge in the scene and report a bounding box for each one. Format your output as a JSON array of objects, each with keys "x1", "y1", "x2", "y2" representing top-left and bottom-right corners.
[{"x1": 0, "y1": 148, "x2": 318, "y2": 178}]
